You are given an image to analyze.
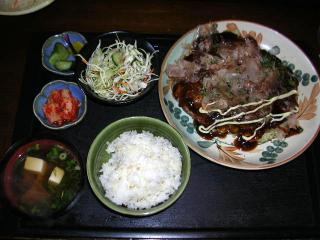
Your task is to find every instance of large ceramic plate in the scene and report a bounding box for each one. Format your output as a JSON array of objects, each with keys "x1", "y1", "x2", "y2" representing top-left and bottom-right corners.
[
  {"x1": 0, "y1": 0, "x2": 54, "y2": 16},
  {"x1": 159, "y1": 20, "x2": 320, "y2": 170}
]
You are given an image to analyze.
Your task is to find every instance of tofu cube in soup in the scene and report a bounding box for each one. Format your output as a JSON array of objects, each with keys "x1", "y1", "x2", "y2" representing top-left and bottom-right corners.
[
  {"x1": 48, "y1": 167, "x2": 65, "y2": 185},
  {"x1": 24, "y1": 156, "x2": 47, "y2": 174}
]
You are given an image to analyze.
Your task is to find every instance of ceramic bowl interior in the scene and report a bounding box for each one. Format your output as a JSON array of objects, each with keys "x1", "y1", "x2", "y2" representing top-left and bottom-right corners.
[
  {"x1": 42, "y1": 31, "x2": 87, "y2": 76},
  {"x1": 33, "y1": 80, "x2": 87, "y2": 130},
  {"x1": 75, "y1": 31, "x2": 160, "y2": 105},
  {"x1": 0, "y1": 137, "x2": 84, "y2": 219},
  {"x1": 86, "y1": 116, "x2": 191, "y2": 216}
]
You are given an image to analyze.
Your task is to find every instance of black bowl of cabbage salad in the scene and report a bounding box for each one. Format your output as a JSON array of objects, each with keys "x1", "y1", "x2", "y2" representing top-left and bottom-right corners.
[{"x1": 75, "y1": 31, "x2": 160, "y2": 105}]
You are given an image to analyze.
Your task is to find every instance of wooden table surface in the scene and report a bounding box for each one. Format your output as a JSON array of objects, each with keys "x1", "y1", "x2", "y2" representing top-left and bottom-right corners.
[{"x1": 0, "y1": 0, "x2": 319, "y2": 158}]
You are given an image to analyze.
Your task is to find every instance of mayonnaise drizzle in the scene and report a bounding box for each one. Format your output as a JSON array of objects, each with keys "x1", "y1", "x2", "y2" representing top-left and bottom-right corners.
[
  {"x1": 198, "y1": 89, "x2": 299, "y2": 140},
  {"x1": 199, "y1": 89, "x2": 298, "y2": 115},
  {"x1": 242, "y1": 121, "x2": 266, "y2": 141},
  {"x1": 198, "y1": 107, "x2": 299, "y2": 134}
]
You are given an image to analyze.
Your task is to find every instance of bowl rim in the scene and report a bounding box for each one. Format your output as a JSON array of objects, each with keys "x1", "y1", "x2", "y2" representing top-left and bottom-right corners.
[
  {"x1": 86, "y1": 116, "x2": 191, "y2": 216},
  {"x1": 41, "y1": 31, "x2": 88, "y2": 76},
  {"x1": 74, "y1": 31, "x2": 159, "y2": 105},
  {"x1": 33, "y1": 80, "x2": 87, "y2": 130},
  {"x1": 0, "y1": 134, "x2": 85, "y2": 219}
]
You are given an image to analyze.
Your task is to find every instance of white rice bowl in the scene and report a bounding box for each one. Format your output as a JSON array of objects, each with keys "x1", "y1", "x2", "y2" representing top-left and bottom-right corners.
[{"x1": 99, "y1": 130, "x2": 182, "y2": 210}]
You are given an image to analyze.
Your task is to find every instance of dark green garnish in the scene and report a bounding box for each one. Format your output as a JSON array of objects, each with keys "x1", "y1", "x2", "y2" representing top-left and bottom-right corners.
[{"x1": 260, "y1": 49, "x2": 299, "y2": 92}]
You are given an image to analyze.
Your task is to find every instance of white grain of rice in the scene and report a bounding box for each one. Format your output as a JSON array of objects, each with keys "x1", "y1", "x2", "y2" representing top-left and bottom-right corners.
[{"x1": 99, "y1": 130, "x2": 182, "y2": 210}]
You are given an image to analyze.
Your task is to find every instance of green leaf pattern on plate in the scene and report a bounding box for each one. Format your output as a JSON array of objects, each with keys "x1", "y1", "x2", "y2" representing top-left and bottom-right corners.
[
  {"x1": 164, "y1": 98, "x2": 195, "y2": 134},
  {"x1": 197, "y1": 138, "x2": 233, "y2": 149},
  {"x1": 260, "y1": 139, "x2": 288, "y2": 164},
  {"x1": 197, "y1": 141, "x2": 215, "y2": 148},
  {"x1": 282, "y1": 60, "x2": 318, "y2": 86}
]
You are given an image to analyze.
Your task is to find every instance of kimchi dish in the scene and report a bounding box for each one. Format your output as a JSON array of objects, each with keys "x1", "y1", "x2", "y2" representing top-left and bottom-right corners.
[{"x1": 166, "y1": 23, "x2": 302, "y2": 150}]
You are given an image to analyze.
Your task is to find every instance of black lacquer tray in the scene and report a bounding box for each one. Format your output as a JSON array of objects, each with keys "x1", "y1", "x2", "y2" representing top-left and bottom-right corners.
[{"x1": 0, "y1": 33, "x2": 319, "y2": 239}]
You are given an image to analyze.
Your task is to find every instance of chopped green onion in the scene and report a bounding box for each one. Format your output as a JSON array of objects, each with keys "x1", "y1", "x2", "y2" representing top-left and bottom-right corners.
[{"x1": 59, "y1": 152, "x2": 67, "y2": 160}]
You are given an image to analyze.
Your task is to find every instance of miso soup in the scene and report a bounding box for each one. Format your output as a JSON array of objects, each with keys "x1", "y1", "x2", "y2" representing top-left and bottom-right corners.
[{"x1": 4, "y1": 140, "x2": 82, "y2": 218}]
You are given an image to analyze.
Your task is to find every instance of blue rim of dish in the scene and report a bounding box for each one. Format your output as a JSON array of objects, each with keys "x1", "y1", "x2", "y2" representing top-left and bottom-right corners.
[
  {"x1": 33, "y1": 80, "x2": 87, "y2": 130},
  {"x1": 41, "y1": 31, "x2": 87, "y2": 76}
]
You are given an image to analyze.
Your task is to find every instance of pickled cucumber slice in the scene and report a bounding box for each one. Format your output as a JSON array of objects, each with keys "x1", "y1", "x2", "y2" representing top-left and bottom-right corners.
[
  {"x1": 53, "y1": 42, "x2": 70, "y2": 60},
  {"x1": 54, "y1": 60, "x2": 73, "y2": 71},
  {"x1": 49, "y1": 52, "x2": 60, "y2": 66},
  {"x1": 112, "y1": 51, "x2": 124, "y2": 66}
]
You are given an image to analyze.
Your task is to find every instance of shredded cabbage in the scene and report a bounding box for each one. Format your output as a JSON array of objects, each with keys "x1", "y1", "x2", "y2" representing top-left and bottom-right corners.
[{"x1": 78, "y1": 40, "x2": 158, "y2": 101}]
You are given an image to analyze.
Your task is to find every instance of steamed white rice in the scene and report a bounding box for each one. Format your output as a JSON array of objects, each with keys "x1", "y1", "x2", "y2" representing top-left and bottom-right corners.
[{"x1": 99, "y1": 130, "x2": 182, "y2": 210}]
